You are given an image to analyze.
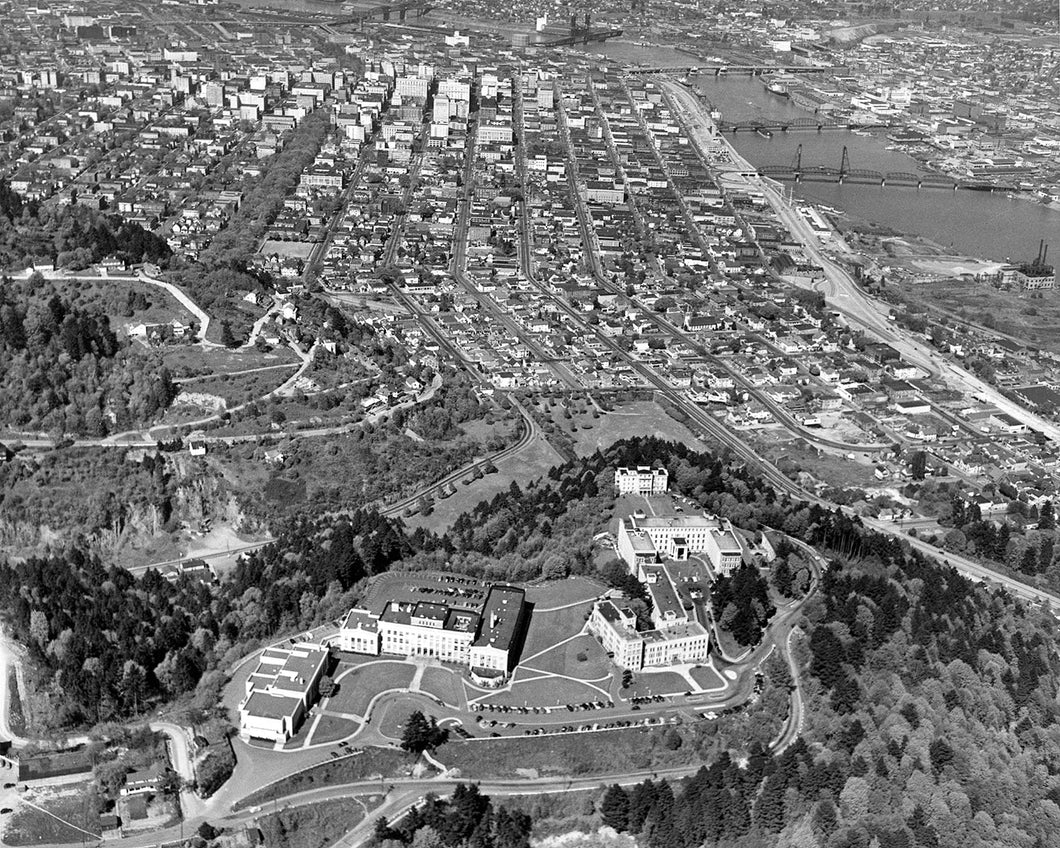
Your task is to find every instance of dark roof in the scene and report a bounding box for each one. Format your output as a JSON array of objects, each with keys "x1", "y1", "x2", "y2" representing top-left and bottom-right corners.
[{"x1": 473, "y1": 584, "x2": 526, "y2": 651}]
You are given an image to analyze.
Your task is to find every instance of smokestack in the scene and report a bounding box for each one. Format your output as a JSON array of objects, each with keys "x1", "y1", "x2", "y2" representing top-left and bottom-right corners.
[
  {"x1": 1044, "y1": 244, "x2": 1049, "y2": 266},
  {"x1": 1039, "y1": 239, "x2": 1045, "y2": 264}
]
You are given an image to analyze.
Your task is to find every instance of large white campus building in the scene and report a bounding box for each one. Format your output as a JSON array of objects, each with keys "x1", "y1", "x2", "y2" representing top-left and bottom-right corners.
[
  {"x1": 589, "y1": 599, "x2": 709, "y2": 671},
  {"x1": 238, "y1": 643, "x2": 330, "y2": 743},
  {"x1": 331, "y1": 584, "x2": 529, "y2": 686},
  {"x1": 617, "y1": 513, "x2": 744, "y2": 577},
  {"x1": 614, "y1": 466, "x2": 669, "y2": 496}
]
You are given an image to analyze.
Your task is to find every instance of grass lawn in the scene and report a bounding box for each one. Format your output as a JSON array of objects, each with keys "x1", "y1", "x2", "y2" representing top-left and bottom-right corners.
[
  {"x1": 258, "y1": 796, "x2": 381, "y2": 848},
  {"x1": 310, "y1": 715, "x2": 361, "y2": 745},
  {"x1": 474, "y1": 675, "x2": 607, "y2": 709},
  {"x1": 570, "y1": 402, "x2": 707, "y2": 456},
  {"x1": 437, "y1": 726, "x2": 701, "y2": 779},
  {"x1": 522, "y1": 634, "x2": 611, "y2": 680},
  {"x1": 521, "y1": 604, "x2": 593, "y2": 661},
  {"x1": 624, "y1": 670, "x2": 690, "y2": 698},
  {"x1": 4, "y1": 781, "x2": 101, "y2": 846},
  {"x1": 419, "y1": 667, "x2": 463, "y2": 708},
  {"x1": 234, "y1": 747, "x2": 416, "y2": 809},
  {"x1": 331, "y1": 662, "x2": 417, "y2": 716},
  {"x1": 525, "y1": 577, "x2": 605, "y2": 610},
  {"x1": 375, "y1": 694, "x2": 436, "y2": 739},
  {"x1": 406, "y1": 432, "x2": 563, "y2": 533},
  {"x1": 689, "y1": 665, "x2": 725, "y2": 690}
]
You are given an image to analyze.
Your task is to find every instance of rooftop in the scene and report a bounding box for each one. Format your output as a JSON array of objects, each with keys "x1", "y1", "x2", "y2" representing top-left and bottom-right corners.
[{"x1": 473, "y1": 584, "x2": 526, "y2": 651}]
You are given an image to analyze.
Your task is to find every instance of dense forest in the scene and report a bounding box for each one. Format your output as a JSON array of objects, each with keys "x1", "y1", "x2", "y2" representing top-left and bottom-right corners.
[
  {"x1": 0, "y1": 508, "x2": 409, "y2": 726},
  {"x1": 0, "y1": 179, "x2": 169, "y2": 270},
  {"x1": 0, "y1": 275, "x2": 177, "y2": 435},
  {"x1": 592, "y1": 532, "x2": 1060, "y2": 847},
  {"x1": 373, "y1": 783, "x2": 532, "y2": 848}
]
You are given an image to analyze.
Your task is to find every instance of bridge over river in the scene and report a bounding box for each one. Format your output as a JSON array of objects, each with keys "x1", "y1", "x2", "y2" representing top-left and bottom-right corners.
[{"x1": 758, "y1": 145, "x2": 1024, "y2": 191}]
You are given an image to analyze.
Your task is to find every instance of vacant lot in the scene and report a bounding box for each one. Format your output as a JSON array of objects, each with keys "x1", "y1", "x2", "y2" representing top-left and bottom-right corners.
[
  {"x1": 570, "y1": 401, "x2": 707, "y2": 455},
  {"x1": 406, "y1": 433, "x2": 563, "y2": 532},
  {"x1": 176, "y1": 366, "x2": 298, "y2": 406},
  {"x1": 331, "y1": 662, "x2": 416, "y2": 716},
  {"x1": 260, "y1": 239, "x2": 315, "y2": 258},
  {"x1": 4, "y1": 781, "x2": 101, "y2": 845},
  {"x1": 162, "y1": 344, "x2": 300, "y2": 378},
  {"x1": 894, "y1": 277, "x2": 1060, "y2": 351}
]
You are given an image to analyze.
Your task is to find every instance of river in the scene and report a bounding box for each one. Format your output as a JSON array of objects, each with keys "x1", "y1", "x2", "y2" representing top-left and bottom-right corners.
[{"x1": 584, "y1": 41, "x2": 1060, "y2": 263}]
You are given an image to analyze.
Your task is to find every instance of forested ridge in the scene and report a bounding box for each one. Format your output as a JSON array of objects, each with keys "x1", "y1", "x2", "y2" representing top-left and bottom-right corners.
[
  {"x1": 3, "y1": 437, "x2": 1060, "y2": 848},
  {"x1": 0, "y1": 275, "x2": 177, "y2": 435},
  {"x1": 0, "y1": 508, "x2": 409, "y2": 726}
]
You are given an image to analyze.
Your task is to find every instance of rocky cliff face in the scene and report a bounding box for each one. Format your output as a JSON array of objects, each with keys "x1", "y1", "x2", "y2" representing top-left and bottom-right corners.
[{"x1": 0, "y1": 452, "x2": 261, "y2": 561}]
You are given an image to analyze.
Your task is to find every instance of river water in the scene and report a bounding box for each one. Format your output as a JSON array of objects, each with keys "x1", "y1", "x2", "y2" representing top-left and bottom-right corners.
[{"x1": 584, "y1": 41, "x2": 1059, "y2": 263}]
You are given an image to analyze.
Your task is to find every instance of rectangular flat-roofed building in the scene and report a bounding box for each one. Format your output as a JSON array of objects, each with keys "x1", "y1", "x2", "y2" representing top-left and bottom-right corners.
[
  {"x1": 239, "y1": 643, "x2": 329, "y2": 743},
  {"x1": 468, "y1": 585, "x2": 528, "y2": 681}
]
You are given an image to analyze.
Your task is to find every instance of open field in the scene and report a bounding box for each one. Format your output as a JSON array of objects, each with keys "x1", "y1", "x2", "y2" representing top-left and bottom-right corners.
[
  {"x1": 757, "y1": 433, "x2": 879, "y2": 492},
  {"x1": 419, "y1": 667, "x2": 463, "y2": 708},
  {"x1": 893, "y1": 277, "x2": 1060, "y2": 351},
  {"x1": 3, "y1": 781, "x2": 101, "y2": 846},
  {"x1": 437, "y1": 726, "x2": 701, "y2": 779},
  {"x1": 331, "y1": 662, "x2": 417, "y2": 716},
  {"x1": 404, "y1": 432, "x2": 563, "y2": 532},
  {"x1": 234, "y1": 747, "x2": 416, "y2": 810},
  {"x1": 570, "y1": 401, "x2": 707, "y2": 455},
  {"x1": 260, "y1": 239, "x2": 315, "y2": 258},
  {"x1": 162, "y1": 344, "x2": 300, "y2": 378},
  {"x1": 174, "y1": 367, "x2": 298, "y2": 406}
]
